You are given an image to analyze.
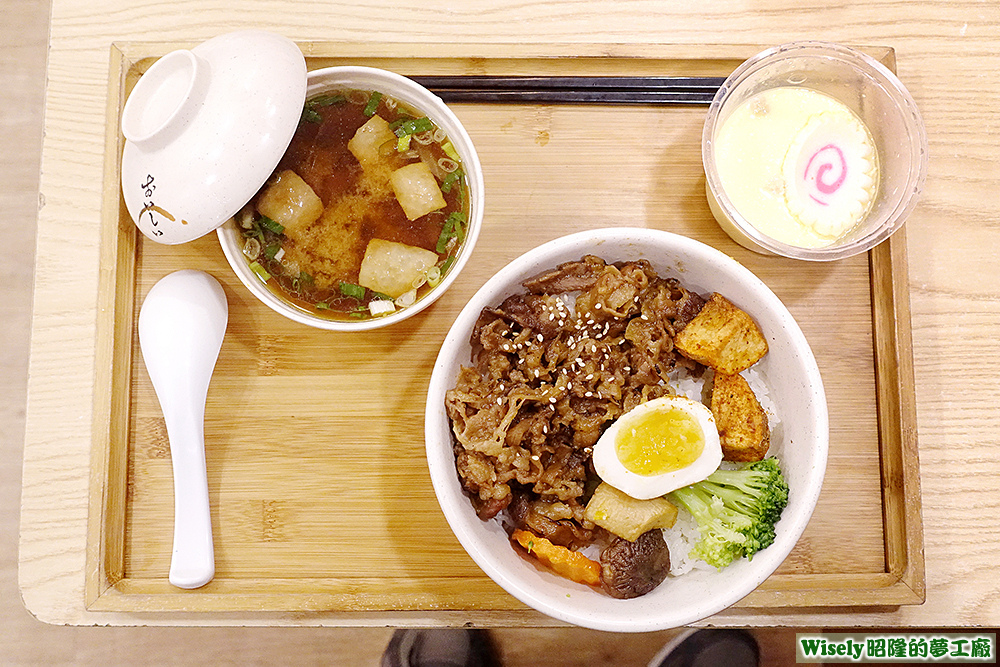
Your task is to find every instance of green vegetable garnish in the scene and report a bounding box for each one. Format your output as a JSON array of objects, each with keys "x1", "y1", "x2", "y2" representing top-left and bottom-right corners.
[
  {"x1": 389, "y1": 115, "x2": 415, "y2": 131},
  {"x1": 440, "y1": 168, "x2": 464, "y2": 193},
  {"x1": 259, "y1": 216, "x2": 284, "y2": 234},
  {"x1": 396, "y1": 133, "x2": 412, "y2": 152},
  {"x1": 315, "y1": 302, "x2": 331, "y2": 310},
  {"x1": 264, "y1": 243, "x2": 281, "y2": 260},
  {"x1": 339, "y1": 281, "x2": 366, "y2": 299},
  {"x1": 362, "y1": 91, "x2": 382, "y2": 117},
  {"x1": 300, "y1": 108, "x2": 323, "y2": 124},
  {"x1": 249, "y1": 261, "x2": 271, "y2": 282},
  {"x1": 435, "y1": 211, "x2": 467, "y2": 253},
  {"x1": 441, "y1": 140, "x2": 460, "y2": 162},
  {"x1": 307, "y1": 94, "x2": 346, "y2": 108},
  {"x1": 393, "y1": 116, "x2": 434, "y2": 137}
]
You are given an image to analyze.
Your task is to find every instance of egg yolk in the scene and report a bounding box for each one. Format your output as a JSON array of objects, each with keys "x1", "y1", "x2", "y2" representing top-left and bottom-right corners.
[{"x1": 615, "y1": 407, "x2": 705, "y2": 476}]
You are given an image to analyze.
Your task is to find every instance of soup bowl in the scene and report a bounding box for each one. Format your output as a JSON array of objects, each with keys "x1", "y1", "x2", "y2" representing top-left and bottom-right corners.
[
  {"x1": 424, "y1": 228, "x2": 828, "y2": 631},
  {"x1": 216, "y1": 65, "x2": 485, "y2": 331}
]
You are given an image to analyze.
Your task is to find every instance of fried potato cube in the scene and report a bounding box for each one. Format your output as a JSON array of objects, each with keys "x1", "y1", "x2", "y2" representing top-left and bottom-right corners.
[
  {"x1": 512, "y1": 529, "x2": 601, "y2": 586},
  {"x1": 673, "y1": 293, "x2": 768, "y2": 374},
  {"x1": 358, "y1": 238, "x2": 438, "y2": 298},
  {"x1": 584, "y1": 482, "x2": 678, "y2": 542},
  {"x1": 711, "y1": 372, "x2": 771, "y2": 462},
  {"x1": 348, "y1": 115, "x2": 395, "y2": 168},
  {"x1": 390, "y1": 161, "x2": 447, "y2": 220},
  {"x1": 256, "y1": 170, "x2": 323, "y2": 232}
]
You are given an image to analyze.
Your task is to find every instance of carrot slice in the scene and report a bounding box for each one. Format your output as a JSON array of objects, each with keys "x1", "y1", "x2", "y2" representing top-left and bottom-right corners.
[{"x1": 512, "y1": 529, "x2": 601, "y2": 587}]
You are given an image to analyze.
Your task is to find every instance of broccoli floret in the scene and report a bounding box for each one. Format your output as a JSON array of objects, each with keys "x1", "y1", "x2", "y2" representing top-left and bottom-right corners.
[{"x1": 668, "y1": 457, "x2": 789, "y2": 570}]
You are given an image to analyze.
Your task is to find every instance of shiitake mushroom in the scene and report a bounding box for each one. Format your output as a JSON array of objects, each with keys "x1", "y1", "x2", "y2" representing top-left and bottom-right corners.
[{"x1": 599, "y1": 528, "x2": 671, "y2": 599}]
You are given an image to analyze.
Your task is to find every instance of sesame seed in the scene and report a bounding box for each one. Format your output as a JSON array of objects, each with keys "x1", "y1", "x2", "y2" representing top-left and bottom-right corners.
[
  {"x1": 549, "y1": 397, "x2": 557, "y2": 404},
  {"x1": 595, "y1": 303, "x2": 602, "y2": 310},
  {"x1": 586, "y1": 374, "x2": 594, "y2": 380},
  {"x1": 496, "y1": 397, "x2": 503, "y2": 405},
  {"x1": 585, "y1": 391, "x2": 593, "y2": 397}
]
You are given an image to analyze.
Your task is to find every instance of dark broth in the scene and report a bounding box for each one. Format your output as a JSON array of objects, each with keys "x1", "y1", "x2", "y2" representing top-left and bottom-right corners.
[{"x1": 240, "y1": 88, "x2": 469, "y2": 321}]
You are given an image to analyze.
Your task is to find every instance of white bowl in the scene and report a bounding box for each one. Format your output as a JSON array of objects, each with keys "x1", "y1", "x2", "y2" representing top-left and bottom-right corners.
[
  {"x1": 121, "y1": 30, "x2": 307, "y2": 244},
  {"x1": 217, "y1": 66, "x2": 485, "y2": 331},
  {"x1": 424, "y1": 228, "x2": 828, "y2": 632}
]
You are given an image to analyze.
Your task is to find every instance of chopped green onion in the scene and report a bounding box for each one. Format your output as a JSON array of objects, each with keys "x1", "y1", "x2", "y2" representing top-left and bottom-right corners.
[
  {"x1": 249, "y1": 261, "x2": 271, "y2": 282},
  {"x1": 435, "y1": 211, "x2": 467, "y2": 253},
  {"x1": 440, "y1": 168, "x2": 464, "y2": 193},
  {"x1": 389, "y1": 115, "x2": 415, "y2": 131},
  {"x1": 441, "y1": 140, "x2": 460, "y2": 162},
  {"x1": 259, "y1": 216, "x2": 284, "y2": 234},
  {"x1": 307, "y1": 94, "x2": 346, "y2": 108},
  {"x1": 300, "y1": 107, "x2": 323, "y2": 124},
  {"x1": 393, "y1": 116, "x2": 434, "y2": 138},
  {"x1": 264, "y1": 243, "x2": 281, "y2": 260},
  {"x1": 299, "y1": 272, "x2": 314, "y2": 285},
  {"x1": 339, "y1": 281, "x2": 366, "y2": 299},
  {"x1": 397, "y1": 133, "x2": 412, "y2": 152},
  {"x1": 426, "y1": 265, "x2": 442, "y2": 287},
  {"x1": 440, "y1": 256, "x2": 456, "y2": 274},
  {"x1": 315, "y1": 302, "x2": 331, "y2": 310},
  {"x1": 362, "y1": 91, "x2": 382, "y2": 117}
]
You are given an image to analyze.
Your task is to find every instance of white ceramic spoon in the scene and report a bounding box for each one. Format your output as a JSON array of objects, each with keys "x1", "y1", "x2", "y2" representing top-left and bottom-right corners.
[{"x1": 138, "y1": 269, "x2": 228, "y2": 589}]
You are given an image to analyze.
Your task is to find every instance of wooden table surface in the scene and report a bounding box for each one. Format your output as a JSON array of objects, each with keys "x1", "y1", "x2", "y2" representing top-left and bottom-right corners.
[{"x1": 21, "y1": 0, "x2": 1000, "y2": 627}]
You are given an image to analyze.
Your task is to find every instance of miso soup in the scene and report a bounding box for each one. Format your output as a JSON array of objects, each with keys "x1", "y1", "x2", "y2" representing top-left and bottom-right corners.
[{"x1": 238, "y1": 88, "x2": 470, "y2": 320}]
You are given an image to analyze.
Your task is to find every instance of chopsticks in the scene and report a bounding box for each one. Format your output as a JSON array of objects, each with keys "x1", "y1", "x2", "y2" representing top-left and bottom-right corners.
[{"x1": 410, "y1": 76, "x2": 726, "y2": 105}]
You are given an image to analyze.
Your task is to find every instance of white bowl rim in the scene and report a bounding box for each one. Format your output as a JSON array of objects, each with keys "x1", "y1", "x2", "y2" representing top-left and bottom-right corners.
[
  {"x1": 424, "y1": 227, "x2": 829, "y2": 631},
  {"x1": 217, "y1": 65, "x2": 485, "y2": 331}
]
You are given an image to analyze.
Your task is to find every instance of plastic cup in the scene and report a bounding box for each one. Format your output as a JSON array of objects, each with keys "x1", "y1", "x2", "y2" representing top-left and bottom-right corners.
[{"x1": 702, "y1": 42, "x2": 928, "y2": 261}]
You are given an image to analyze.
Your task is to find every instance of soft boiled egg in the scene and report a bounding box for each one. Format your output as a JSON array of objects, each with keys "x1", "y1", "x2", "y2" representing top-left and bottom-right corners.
[{"x1": 592, "y1": 395, "x2": 723, "y2": 500}]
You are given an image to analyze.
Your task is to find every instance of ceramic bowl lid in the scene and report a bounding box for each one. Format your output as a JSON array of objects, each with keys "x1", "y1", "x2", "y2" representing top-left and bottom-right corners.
[{"x1": 121, "y1": 30, "x2": 306, "y2": 245}]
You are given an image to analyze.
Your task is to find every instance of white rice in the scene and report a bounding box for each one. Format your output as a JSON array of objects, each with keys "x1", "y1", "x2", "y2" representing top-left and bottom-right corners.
[{"x1": 663, "y1": 365, "x2": 780, "y2": 576}]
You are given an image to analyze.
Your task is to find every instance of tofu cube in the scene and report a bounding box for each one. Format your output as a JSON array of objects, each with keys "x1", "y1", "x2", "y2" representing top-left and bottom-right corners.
[
  {"x1": 348, "y1": 115, "x2": 395, "y2": 168},
  {"x1": 256, "y1": 170, "x2": 323, "y2": 232},
  {"x1": 673, "y1": 293, "x2": 768, "y2": 374},
  {"x1": 584, "y1": 482, "x2": 678, "y2": 542},
  {"x1": 390, "y1": 161, "x2": 447, "y2": 220},
  {"x1": 358, "y1": 238, "x2": 438, "y2": 299},
  {"x1": 711, "y1": 372, "x2": 771, "y2": 462}
]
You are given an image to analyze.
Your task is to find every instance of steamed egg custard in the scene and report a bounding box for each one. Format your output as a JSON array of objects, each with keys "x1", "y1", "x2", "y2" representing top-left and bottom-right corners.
[
  {"x1": 714, "y1": 87, "x2": 880, "y2": 248},
  {"x1": 593, "y1": 396, "x2": 723, "y2": 501}
]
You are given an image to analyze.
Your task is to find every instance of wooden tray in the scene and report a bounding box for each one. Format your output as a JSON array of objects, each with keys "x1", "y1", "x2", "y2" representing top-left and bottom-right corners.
[{"x1": 87, "y1": 42, "x2": 924, "y2": 617}]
